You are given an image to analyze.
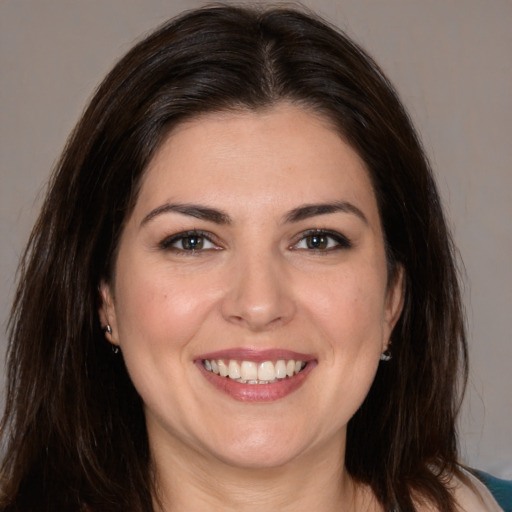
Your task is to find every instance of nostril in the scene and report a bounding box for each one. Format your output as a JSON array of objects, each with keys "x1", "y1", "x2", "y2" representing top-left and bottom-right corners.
[{"x1": 220, "y1": 266, "x2": 296, "y2": 330}]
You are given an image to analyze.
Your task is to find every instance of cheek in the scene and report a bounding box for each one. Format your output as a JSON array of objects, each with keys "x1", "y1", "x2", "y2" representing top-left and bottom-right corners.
[
  {"x1": 111, "y1": 270, "x2": 219, "y2": 413},
  {"x1": 113, "y1": 266, "x2": 221, "y2": 353},
  {"x1": 303, "y1": 268, "x2": 388, "y2": 347}
]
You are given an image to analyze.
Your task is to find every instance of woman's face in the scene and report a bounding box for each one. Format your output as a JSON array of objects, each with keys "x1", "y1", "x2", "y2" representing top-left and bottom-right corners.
[{"x1": 101, "y1": 103, "x2": 403, "y2": 470}]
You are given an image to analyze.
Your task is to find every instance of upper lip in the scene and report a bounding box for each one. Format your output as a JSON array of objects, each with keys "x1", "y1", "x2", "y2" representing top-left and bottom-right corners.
[{"x1": 195, "y1": 348, "x2": 316, "y2": 363}]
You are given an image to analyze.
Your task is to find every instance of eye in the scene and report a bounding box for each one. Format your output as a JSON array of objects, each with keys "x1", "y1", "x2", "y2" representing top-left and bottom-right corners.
[
  {"x1": 292, "y1": 230, "x2": 352, "y2": 252},
  {"x1": 159, "y1": 231, "x2": 219, "y2": 253}
]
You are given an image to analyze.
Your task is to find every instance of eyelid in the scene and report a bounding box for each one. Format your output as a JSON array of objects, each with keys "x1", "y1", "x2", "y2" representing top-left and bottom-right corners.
[
  {"x1": 159, "y1": 229, "x2": 222, "y2": 252},
  {"x1": 290, "y1": 229, "x2": 352, "y2": 251}
]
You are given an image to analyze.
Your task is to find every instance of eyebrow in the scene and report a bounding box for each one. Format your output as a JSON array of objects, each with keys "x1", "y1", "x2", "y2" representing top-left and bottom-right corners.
[
  {"x1": 141, "y1": 203, "x2": 232, "y2": 226},
  {"x1": 284, "y1": 201, "x2": 368, "y2": 224},
  {"x1": 140, "y1": 200, "x2": 368, "y2": 227}
]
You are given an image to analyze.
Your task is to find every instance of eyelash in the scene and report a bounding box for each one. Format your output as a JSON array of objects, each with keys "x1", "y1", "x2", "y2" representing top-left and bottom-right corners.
[
  {"x1": 159, "y1": 229, "x2": 352, "y2": 255},
  {"x1": 159, "y1": 230, "x2": 220, "y2": 254},
  {"x1": 291, "y1": 229, "x2": 352, "y2": 253}
]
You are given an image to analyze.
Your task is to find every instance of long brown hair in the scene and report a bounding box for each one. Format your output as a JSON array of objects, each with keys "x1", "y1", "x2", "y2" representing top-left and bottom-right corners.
[{"x1": 1, "y1": 5, "x2": 467, "y2": 511}]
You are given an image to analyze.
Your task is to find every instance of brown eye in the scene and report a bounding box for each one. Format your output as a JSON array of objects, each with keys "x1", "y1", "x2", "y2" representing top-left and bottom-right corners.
[
  {"x1": 292, "y1": 230, "x2": 352, "y2": 252},
  {"x1": 181, "y1": 235, "x2": 204, "y2": 250},
  {"x1": 160, "y1": 231, "x2": 218, "y2": 252},
  {"x1": 305, "y1": 234, "x2": 329, "y2": 250}
]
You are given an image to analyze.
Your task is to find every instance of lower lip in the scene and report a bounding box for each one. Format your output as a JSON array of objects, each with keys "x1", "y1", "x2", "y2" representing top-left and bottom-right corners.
[{"x1": 195, "y1": 360, "x2": 317, "y2": 402}]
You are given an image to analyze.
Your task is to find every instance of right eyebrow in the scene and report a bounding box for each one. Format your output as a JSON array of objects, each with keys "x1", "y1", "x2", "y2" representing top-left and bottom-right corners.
[
  {"x1": 140, "y1": 202, "x2": 232, "y2": 227},
  {"x1": 283, "y1": 201, "x2": 368, "y2": 225}
]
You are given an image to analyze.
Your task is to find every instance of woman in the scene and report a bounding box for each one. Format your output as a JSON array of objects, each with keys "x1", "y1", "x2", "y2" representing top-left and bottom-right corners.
[{"x1": 0, "y1": 5, "x2": 509, "y2": 512}]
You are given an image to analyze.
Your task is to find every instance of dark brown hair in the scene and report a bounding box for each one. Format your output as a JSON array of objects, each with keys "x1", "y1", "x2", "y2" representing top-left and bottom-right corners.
[{"x1": 1, "y1": 5, "x2": 467, "y2": 511}]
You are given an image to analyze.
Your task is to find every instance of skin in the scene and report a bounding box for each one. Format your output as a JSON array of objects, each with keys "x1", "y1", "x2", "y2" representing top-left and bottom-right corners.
[{"x1": 100, "y1": 103, "x2": 404, "y2": 511}]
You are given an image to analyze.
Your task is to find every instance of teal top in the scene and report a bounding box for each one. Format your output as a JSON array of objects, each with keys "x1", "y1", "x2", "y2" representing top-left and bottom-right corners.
[{"x1": 476, "y1": 470, "x2": 512, "y2": 512}]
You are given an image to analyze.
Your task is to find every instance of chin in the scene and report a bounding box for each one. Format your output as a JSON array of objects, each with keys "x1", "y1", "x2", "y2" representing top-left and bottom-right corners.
[
  {"x1": 205, "y1": 425, "x2": 310, "y2": 470},
  {"x1": 216, "y1": 447, "x2": 300, "y2": 471}
]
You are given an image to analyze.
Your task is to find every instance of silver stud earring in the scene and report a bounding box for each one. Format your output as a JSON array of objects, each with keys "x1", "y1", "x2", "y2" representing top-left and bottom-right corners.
[
  {"x1": 102, "y1": 324, "x2": 119, "y2": 354},
  {"x1": 380, "y1": 349, "x2": 392, "y2": 362}
]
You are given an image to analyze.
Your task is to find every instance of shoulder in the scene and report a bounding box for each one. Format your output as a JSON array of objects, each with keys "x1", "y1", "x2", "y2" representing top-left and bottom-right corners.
[
  {"x1": 473, "y1": 470, "x2": 512, "y2": 512},
  {"x1": 452, "y1": 468, "x2": 512, "y2": 512}
]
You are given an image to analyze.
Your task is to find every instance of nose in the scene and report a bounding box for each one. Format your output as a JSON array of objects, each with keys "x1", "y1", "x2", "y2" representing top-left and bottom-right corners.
[{"x1": 221, "y1": 250, "x2": 296, "y2": 332}]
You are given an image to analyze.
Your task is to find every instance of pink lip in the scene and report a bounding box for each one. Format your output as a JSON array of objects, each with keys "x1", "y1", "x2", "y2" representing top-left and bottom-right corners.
[
  {"x1": 195, "y1": 348, "x2": 317, "y2": 402},
  {"x1": 196, "y1": 348, "x2": 315, "y2": 363}
]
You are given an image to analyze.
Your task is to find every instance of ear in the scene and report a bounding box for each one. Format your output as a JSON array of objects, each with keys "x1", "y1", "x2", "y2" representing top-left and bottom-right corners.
[
  {"x1": 382, "y1": 265, "x2": 405, "y2": 350},
  {"x1": 98, "y1": 280, "x2": 119, "y2": 346}
]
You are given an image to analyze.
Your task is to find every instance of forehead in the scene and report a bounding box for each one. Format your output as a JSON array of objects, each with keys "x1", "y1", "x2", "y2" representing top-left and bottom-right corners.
[{"x1": 132, "y1": 103, "x2": 378, "y2": 224}]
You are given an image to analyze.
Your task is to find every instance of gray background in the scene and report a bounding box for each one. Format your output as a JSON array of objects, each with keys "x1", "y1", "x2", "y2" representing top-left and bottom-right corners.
[{"x1": 1, "y1": 0, "x2": 511, "y2": 476}]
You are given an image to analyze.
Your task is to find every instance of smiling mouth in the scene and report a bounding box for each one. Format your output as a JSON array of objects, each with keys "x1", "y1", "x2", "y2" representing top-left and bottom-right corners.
[{"x1": 202, "y1": 359, "x2": 307, "y2": 384}]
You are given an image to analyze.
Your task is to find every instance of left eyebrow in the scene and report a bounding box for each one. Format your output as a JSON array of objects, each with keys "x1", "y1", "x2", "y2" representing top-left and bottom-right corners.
[{"x1": 283, "y1": 201, "x2": 368, "y2": 224}]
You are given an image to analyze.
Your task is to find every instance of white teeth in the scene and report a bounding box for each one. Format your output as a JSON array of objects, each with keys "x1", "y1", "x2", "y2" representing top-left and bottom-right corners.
[
  {"x1": 203, "y1": 358, "x2": 307, "y2": 384},
  {"x1": 228, "y1": 360, "x2": 241, "y2": 379},
  {"x1": 240, "y1": 361, "x2": 258, "y2": 381},
  {"x1": 258, "y1": 361, "x2": 276, "y2": 381},
  {"x1": 275, "y1": 360, "x2": 287, "y2": 379},
  {"x1": 218, "y1": 360, "x2": 228, "y2": 377}
]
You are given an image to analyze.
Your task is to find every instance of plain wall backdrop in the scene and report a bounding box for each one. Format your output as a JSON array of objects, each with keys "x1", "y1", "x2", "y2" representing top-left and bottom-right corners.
[{"x1": 1, "y1": 0, "x2": 511, "y2": 476}]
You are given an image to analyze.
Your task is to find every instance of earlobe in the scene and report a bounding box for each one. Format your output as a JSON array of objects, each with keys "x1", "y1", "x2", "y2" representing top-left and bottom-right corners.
[
  {"x1": 98, "y1": 280, "x2": 119, "y2": 346},
  {"x1": 384, "y1": 266, "x2": 405, "y2": 344}
]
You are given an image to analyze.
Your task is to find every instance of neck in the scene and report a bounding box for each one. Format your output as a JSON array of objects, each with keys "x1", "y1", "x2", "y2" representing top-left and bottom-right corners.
[{"x1": 150, "y1": 434, "x2": 375, "y2": 512}]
